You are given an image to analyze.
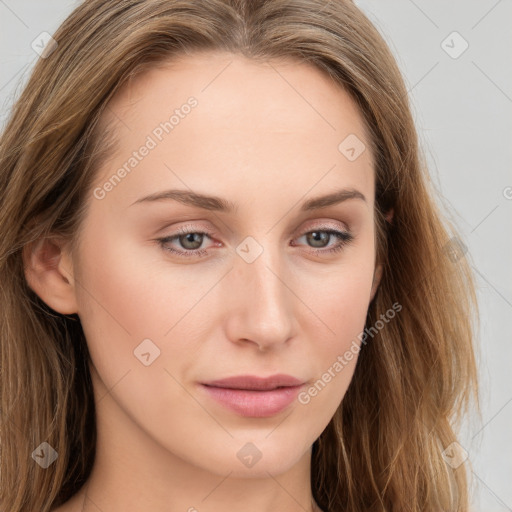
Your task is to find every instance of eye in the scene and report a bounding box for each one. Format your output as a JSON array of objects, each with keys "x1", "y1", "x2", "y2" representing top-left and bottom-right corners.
[
  {"x1": 293, "y1": 228, "x2": 354, "y2": 255},
  {"x1": 156, "y1": 225, "x2": 354, "y2": 258},
  {"x1": 156, "y1": 226, "x2": 216, "y2": 258}
]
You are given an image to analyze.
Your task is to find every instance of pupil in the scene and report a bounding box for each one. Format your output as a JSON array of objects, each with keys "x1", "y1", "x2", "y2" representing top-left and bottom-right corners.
[
  {"x1": 182, "y1": 233, "x2": 202, "y2": 249},
  {"x1": 309, "y1": 231, "x2": 328, "y2": 248}
]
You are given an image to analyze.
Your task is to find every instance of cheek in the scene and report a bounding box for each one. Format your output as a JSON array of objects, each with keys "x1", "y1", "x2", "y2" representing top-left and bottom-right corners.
[
  {"x1": 299, "y1": 239, "x2": 375, "y2": 345},
  {"x1": 296, "y1": 254, "x2": 375, "y2": 412},
  {"x1": 73, "y1": 228, "x2": 173, "y2": 377}
]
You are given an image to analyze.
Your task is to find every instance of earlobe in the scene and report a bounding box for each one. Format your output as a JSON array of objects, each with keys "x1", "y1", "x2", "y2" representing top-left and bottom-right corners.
[{"x1": 22, "y1": 237, "x2": 78, "y2": 315}]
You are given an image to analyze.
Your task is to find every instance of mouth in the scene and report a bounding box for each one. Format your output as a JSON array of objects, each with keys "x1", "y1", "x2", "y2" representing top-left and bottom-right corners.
[{"x1": 200, "y1": 374, "x2": 305, "y2": 417}]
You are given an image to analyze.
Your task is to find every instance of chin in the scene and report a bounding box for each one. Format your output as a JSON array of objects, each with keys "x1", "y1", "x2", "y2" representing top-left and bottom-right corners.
[{"x1": 212, "y1": 434, "x2": 312, "y2": 478}]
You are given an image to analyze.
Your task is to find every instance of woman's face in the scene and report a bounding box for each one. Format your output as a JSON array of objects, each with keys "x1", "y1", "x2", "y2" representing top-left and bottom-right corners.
[{"x1": 67, "y1": 51, "x2": 379, "y2": 477}]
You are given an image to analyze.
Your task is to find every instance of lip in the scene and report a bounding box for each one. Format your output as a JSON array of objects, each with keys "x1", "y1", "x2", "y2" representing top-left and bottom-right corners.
[{"x1": 200, "y1": 374, "x2": 305, "y2": 418}]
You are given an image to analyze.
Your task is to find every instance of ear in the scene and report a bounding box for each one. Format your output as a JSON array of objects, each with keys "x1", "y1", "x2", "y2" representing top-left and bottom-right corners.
[
  {"x1": 370, "y1": 263, "x2": 383, "y2": 303},
  {"x1": 22, "y1": 237, "x2": 78, "y2": 315},
  {"x1": 370, "y1": 208, "x2": 395, "y2": 302},
  {"x1": 369, "y1": 207, "x2": 393, "y2": 302}
]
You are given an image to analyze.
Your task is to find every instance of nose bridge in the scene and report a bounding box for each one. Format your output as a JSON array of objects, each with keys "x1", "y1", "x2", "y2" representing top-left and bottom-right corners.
[{"x1": 226, "y1": 235, "x2": 295, "y2": 347}]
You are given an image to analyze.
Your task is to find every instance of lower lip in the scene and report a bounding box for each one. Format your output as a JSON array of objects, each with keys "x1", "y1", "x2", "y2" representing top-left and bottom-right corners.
[{"x1": 200, "y1": 384, "x2": 303, "y2": 417}]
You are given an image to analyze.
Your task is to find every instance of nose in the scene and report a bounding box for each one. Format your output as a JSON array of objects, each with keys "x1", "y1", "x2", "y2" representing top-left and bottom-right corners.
[{"x1": 223, "y1": 242, "x2": 296, "y2": 351}]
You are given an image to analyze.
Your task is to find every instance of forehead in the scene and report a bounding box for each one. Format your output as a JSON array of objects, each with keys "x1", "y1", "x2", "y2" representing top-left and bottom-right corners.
[{"x1": 93, "y1": 51, "x2": 374, "y2": 210}]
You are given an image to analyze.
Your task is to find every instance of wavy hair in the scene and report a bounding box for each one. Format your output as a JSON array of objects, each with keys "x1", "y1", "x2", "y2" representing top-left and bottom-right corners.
[{"x1": 0, "y1": 0, "x2": 480, "y2": 510}]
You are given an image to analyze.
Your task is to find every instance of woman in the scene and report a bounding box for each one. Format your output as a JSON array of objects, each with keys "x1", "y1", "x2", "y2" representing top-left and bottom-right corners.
[{"x1": 0, "y1": 1, "x2": 480, "y2": 511}]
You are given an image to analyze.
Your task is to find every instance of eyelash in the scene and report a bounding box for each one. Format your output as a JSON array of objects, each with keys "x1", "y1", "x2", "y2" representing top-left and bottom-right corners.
[{"x1": 156, "y1": 225, "x2": 354, "y2": 259}]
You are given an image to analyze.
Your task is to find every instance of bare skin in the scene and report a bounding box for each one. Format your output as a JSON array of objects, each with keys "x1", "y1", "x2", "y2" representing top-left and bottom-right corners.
[{"x1": 26, "y1": 51, "x2": 382, "y2": 512}]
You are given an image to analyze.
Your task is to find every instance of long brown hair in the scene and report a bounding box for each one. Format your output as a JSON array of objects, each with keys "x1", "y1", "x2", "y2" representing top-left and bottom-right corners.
[{"x1": 0, "y1": 1, "x2": 481, "y2": 510}]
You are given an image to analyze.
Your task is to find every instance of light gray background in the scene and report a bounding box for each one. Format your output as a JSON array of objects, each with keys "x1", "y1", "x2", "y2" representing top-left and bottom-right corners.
[{"x1": 1, "y1": 1, "x2": 510, "y2": 510}]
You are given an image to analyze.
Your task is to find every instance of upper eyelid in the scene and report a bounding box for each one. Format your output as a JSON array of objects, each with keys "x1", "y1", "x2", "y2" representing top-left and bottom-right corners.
[
  {"x1": 160, "y1": 225, "x2": 352, "y2": 248},
  {"x1": 169, "y1": 218, "x2": 351, "y2": 236}
]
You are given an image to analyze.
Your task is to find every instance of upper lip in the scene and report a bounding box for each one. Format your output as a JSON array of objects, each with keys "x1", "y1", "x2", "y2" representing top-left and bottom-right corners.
[{"x1": 202, "y1": 374, "x2": 304, "y2": 391}]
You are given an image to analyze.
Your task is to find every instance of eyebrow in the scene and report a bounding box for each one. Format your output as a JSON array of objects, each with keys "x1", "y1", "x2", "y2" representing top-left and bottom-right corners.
[{"x1": 129, "y1": 187, "x2": 366, "y2": 212}]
